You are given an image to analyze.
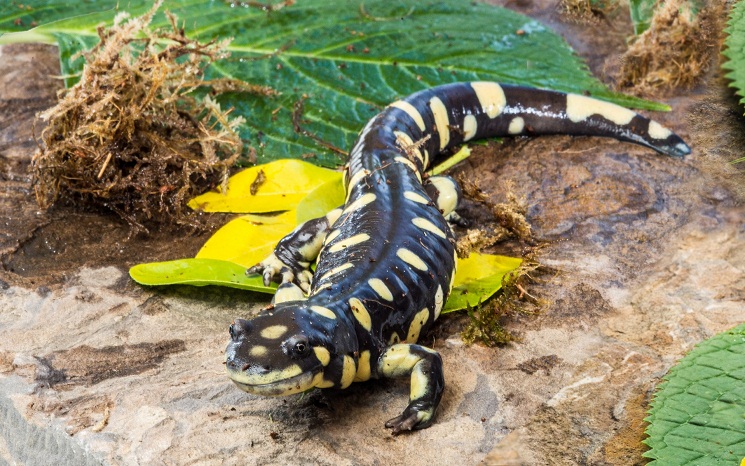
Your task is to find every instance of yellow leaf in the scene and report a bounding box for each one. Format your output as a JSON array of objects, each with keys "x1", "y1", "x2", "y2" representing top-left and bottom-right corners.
[
  {"x1": 443, "y1": 252, "x2": 523, "y2": 313},
  {"x1": 196, "y1": 211, "x2": 296, "y2": 268},
  {"x1": 295, "y1": 176, "x2": 345, "y2": 224},
  {"x1": 188, "y1": 159, "x2": 342, "y2": 213}
]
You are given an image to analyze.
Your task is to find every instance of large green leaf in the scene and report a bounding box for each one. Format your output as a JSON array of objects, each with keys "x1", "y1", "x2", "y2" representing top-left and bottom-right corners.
[
  {"x1": 1, "y1": 0, "x2": 666, "y2": 167},
  {"x1": 643, "y1": 322, "x2": 745, "y2": 464},
  {"x1": 724, "y1": 0, "x2": 745, "y2": 122}
]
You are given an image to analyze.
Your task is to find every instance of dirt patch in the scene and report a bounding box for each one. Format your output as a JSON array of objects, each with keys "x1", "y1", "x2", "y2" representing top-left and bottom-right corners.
[{"x1": 35, "y1": 340, "x2": 186, "y2": 388}]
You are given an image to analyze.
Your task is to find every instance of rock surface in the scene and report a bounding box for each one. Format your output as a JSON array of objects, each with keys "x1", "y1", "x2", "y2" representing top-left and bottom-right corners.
[{"x1": 1, "y1": 8, "x2": 744, "y2": 466}]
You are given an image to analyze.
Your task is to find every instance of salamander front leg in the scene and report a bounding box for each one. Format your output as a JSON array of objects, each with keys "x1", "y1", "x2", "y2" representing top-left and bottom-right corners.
[
  {"x1": 378, "y1": 344, "x2": 444, "y2": 434},
  {"x1": 247, "y1": 207, "x2": 342, "y2": 292}
]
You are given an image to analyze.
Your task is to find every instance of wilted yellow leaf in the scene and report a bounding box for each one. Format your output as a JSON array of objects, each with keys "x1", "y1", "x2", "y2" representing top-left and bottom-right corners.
[
  {"x1": 188, "y1": 159, "x2": 342, "y2": 213},
  {"x1": 443, "y1": 253, "x2": 523, "y2": 313},
  {"x1": 196, "y1": 211, "x2": 296, "y2": 268}
]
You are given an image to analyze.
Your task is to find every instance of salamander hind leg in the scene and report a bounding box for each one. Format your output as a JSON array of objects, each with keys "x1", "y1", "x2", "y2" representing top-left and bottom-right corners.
[
  {"x1": 247, "y1": 208, "x2": 342, "y2": 292},
  {"x1": 378, "y1": 344, "x2": 444, "y2": 434},
  {"x1": 424, "y1": 175, "x2": 468, "y2": 227}
]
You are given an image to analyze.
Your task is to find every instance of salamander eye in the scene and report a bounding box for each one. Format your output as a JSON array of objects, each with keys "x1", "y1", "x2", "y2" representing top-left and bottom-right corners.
[
  {"x1": 284, "y1": 334, "x2": 311, "y2": 358},
  {"x1": 229, "y1": 319, "x2": 252, "y2": 342}
]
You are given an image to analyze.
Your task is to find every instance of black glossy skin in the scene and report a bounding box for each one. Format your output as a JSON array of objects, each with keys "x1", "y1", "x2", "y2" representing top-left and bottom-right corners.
[{"x1": 225, "y1": 82, "x2": 690, "y2": 433}]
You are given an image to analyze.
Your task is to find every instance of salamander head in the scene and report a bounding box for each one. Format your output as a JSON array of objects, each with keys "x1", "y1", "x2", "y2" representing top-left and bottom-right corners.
[{"x1": 224, "y1": 305, "x2": 337, "y2": 396}]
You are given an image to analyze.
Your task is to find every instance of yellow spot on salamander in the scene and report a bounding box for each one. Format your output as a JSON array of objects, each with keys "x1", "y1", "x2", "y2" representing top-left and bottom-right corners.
[
  {"x1": 404, "y1": 191, "x2": 430, "y2": 205},
  {"x1": 340, "y1": 355, "x2": 357, "y2": 389},
  {"x1": 565, "y1": 93, "x2": 635, "y2": 125},
  {"x1": 463, "y1": 114, "x2": 477, "y2": 141},
  {"x1": 310, "y1": 305, "x2": 336, "y2": 320},
  {"x1": 323, "y1": 229, "x2": 342, "y2": 247},
  {"x1": 250, "y1": 346, "x2": 268, "y2": 357},
  {"x1": 345, "y1": 169, "x2": 371, "y2": 201},
  {"x1": 508, "y1": 117, "x2": 525, "y2": 135},
  {"x1": 328, "y1": 233, "x2": 370, "y2": 253},
  {"x1": 394, "y1": 130, "x2": 424, "y2": 164},
  {"x1": 394, "y1": 156, "x2": 422, "y2": 182},
  {"x1": 313, "y1": 347, "x2": 331, "y2": 366},
  {"x1": 313, "y1": 373, "x2": 335, "y2": 389},
  {"x1": 354, "y1": 350, "x2": 372, "y2": 382},
  {"x1": 412, "y1": 217, "x2": 447, "y2": 239},
  {"x1": 397, "y1": 248, "x2": 428, "y2": 272},
  {"x1": 407, "y1": 308, "x2": 430, "y2": 342},
  {"x1": 410, "y1": 365, "x2": 429, "y2": 400},
  {"x1": 343, "y1": 192, "x2": 377, "y2": 215},
  {"x1": 388, "y1": 332, "x2": 401, "y2": 345},
  {"x1": 648, "y1": 120, "x2": 672, "y2": 140},
  {"x1": 434, "y1": 285, "x2": 444, "y2": 320},
  {"x1": 429, "y1": 96, "x2": 450, "y2": 150},
  {"x1": 349, "y1": 297, "x2": 372, "y2": 331},
  {"x1": 368, "y1": 278, "x2": 393, "y2": 301},
  {"x1": 260, "y1": 325, "x2": 288, "y2": 340},
  {"x1": 318, "y1": 262, "x2": 354, "y2": 282},
  {"x1": 471, "y1": 82, "x2": 506, "y2": 119},
  {"x1": 390, "y1": 100, "x2": 426, "y2": 131}
]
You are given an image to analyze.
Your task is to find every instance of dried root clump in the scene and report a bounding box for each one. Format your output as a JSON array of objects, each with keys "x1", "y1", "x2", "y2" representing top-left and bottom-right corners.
[
  {"x1": 462, "y1": 249, "x2": 551, "y2": 347},
  {"x1": 33, "y1": 1, "x2": 275, "y2": 231},
  {"x1": 456, "y1": 176, "x2": 532, "y2": 258},
  {"x1": 559, "y1": 0, "x2": 620, "y2": 23},
  {"x1": 618, "y1": 0, "x2": 724, "y2": 93}
]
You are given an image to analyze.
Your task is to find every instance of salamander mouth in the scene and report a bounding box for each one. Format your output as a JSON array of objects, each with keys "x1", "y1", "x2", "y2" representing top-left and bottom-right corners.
[{"x1": 227, "y1": 369, "x2": 319, "y2": 397}]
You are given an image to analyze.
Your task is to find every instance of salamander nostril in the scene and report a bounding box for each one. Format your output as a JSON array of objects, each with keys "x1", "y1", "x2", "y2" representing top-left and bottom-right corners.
[{"x1": 229, "y1": 318, "x2": 253, "y2": 341}]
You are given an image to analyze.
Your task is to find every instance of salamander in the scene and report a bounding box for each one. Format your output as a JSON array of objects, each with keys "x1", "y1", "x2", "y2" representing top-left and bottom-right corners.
[{"x1": 224, "y1": 82, "x2": 690, "y2": 433}]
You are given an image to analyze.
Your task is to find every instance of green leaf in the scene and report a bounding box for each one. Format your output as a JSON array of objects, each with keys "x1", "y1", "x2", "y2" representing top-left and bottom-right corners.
[
  {"x1": 129, "y1": 258, "x2": 276, "y2": 293},
  {"x1": 629, "y1": 0, "x2": 657, "y2": 35},
  {"x1": 188, "y1": 159, "x2": 341, "y2": 213},
  {"x1": 643, "y1": 322, "x2": 745, "y2": 465},
  {"x1": 724, "y1": 0, "x2": 745, "y2": 120},
  {"x1": 443, "y1": 253, "x2": 523, "y2": 313},
  {"x1": 1, "y1": 0, "x2": 667, "y2": 168}
]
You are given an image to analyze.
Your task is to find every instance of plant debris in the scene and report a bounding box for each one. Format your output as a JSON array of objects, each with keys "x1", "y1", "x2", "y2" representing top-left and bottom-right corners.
[
  {"x1": 455, "y1": 176, "x2": 532, "y2": 258},
  {"x1": 461, "y1": 248, "x2": 550, "y2": 346},
  {"x1": 618, "y1": 0, "x2": 723, "y2": 93},
  {"x1": 33, "y1": 1, "x2": 276, "y2": 232}
]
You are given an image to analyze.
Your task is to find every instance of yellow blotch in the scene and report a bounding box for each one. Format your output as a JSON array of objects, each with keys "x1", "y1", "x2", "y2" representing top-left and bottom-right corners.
[
  {"x1": 565, "y1": 94, "x2": 635, "y2": 125},
  {"x1": 394, "y1": 130, "x2": 424, "y2": 164},
  {"x1": 407, "y1": 308, "x2": 430, "y2": 342},
  {"x1": 397, "y1": 248, "x2": 429, "y2": 272},
  {"x1": 410, "y1": 365, "x2": 429, "y2": 400},
  {"x1": 310, "y1": 305, "x2": 336, "y2": 320},
  {"x1": 354, "y1": 350, "x2": 372, "y2": 382},
  {"x1": 404, "y1": 191, "x2": 430, "y2": 205},
  {"x1": 390, "y1": 100, "x2": 426, "y2": 131},
  {"x1": 318, "y1": 262, "x2": 354, "y2": 282},
  {"x1": 368, "y1": 278, "x2": 393, "y2": 301},
  {"x1": 313, "y1": 346, "x2": 331, "y2": 366},
  {"x1": 471, "y1": 82, "x2": 506, "y2": 119},
  {"x1": 343, "y1": 192, "x2": 377, "y2": 215},
  {"x1": 249, "y1": 346, "x2": 268, "y2": 357},
  {"x1": 349, "y1": 297, "x2": 372, "y2": 331},
  {"x1": 412, "y1": 217, "x2": 447, "y2": 239},
  {"x1": 463, "y1": 114, "x2": 478, "y2": 141},
  {"x1": 434, "y1": 285, "x2": 444, "y2": 320},
  {"x1": 323, "y1": 229, "x2": 342, "y2": 246},
  {"x1": 340, "y1": 355, "x2": 357, "y2": 389},
  {"x1": 429, "y1": 96, "x2": 450, "y2": 150},
  {"x1": 508, "y1": 117, "x2": 524, "y2": 135},
  {"x1": 648, "y1": 120, "x2": 672, "y2": 140},
  {"x1": 260, "y1": 325, "x2": 288, "y2": 339},
  {"x1": 388, "y1": 332, "x2": 401, "y2": 345},
  {"x1": 313, "y1": 373, "x2": 335, "y2": 389},
  {"x1": 328, "y1": 233, "x2": 370, "y2": 253}
]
